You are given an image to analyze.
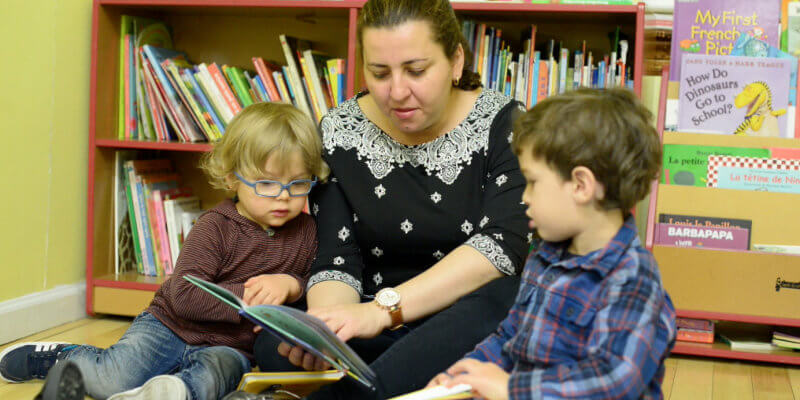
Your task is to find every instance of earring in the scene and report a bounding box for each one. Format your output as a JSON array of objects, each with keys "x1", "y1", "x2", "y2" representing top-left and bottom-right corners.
[{"x1": 452, "y1": 76, "x2": 460, "y2": 86}]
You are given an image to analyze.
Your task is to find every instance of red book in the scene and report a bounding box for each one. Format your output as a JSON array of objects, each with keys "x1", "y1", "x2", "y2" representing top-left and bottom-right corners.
[
  {"x1": 677, "y1": 328, "x2": 714, "y2": 344},
  {"x1": 676, "y1": 317, "x2": 713, "y2": 332},
  {"x1": 252, "y1": 57, "x2": 283, "y2": 102},
  {"x1": 207, "y1": 63, "x2": 242, "y2": 115}
]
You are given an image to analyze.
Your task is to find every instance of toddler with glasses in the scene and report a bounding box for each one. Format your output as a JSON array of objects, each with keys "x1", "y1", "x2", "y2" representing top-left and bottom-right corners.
[{"x1": 0, "y1": 102, "x2": 329, "y2": 400}]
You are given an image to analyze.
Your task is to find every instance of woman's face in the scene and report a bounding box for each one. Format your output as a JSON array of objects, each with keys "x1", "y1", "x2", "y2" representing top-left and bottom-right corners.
[{"x1": 361, "y1": 20, "x2": 463, "y2": 135}]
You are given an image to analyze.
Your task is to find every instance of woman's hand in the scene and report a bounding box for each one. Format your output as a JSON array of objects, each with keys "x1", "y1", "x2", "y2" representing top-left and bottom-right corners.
[
  {"x1": 243, "y1": 274, "x2": 300, "y2": 306},
  {"x1": 277, "y1": 341, "x2": 332, "y2": 371},
  {"x1": 309, "y1": 302, "x2": 391, "y2": 342},
  {"x1": 427, "y1": 359, "x2": 510, "y2": 400}
]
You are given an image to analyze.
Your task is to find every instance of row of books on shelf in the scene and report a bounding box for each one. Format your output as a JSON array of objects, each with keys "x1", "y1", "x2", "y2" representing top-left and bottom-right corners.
[
  {"x1": 115, "y1": 156, "x2": 204, "y2": 277},
  {"x1": 118, "y1": 16, "x2": 346, "y2": 143},
  {"x1": 676, "y1": 318, "x2": 800, "y2": 352},
  {"x1": 460, "y1": 21, "x2": 633, "y2": 108}
]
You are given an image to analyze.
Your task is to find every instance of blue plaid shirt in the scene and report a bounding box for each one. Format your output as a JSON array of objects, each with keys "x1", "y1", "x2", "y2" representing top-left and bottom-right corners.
[{"x1": 466, "y1": 216, "x2": 676, "y2": 400}]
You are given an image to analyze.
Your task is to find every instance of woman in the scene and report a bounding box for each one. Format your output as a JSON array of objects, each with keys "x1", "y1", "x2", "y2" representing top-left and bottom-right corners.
[{"x1": 254, "y1": 0, "x2": 531, "y2": 398}]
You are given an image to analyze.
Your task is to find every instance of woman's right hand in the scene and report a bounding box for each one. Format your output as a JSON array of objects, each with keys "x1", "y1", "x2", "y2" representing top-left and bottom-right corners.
[{"x1": 277, "y1": 341, "x2": 332, "y2": 371}]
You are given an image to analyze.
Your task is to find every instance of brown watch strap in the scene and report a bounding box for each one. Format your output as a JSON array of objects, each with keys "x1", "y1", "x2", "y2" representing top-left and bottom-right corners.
[{"x1": 388, "y1": 305, "x2": 404, "y2": 330}]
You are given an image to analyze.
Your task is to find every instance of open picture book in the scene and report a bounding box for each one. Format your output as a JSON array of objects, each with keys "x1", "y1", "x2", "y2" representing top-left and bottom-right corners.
[{"x1": 182, "y1": 274, "x2": 377, "y2": 391}]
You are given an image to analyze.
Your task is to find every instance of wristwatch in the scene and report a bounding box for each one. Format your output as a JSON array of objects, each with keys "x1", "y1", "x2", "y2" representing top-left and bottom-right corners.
[{"x1": 375, "y1": 287, "x2": 404, "y2": 331}]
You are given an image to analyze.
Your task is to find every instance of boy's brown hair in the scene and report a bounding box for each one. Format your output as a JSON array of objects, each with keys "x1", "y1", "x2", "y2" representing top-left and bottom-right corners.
[
  {"x1": 201, "y1": 102, "x2": 330, "y2": 192},
  {"x1": 512, "y1": 88, "x2": 661, "y2": 211}
]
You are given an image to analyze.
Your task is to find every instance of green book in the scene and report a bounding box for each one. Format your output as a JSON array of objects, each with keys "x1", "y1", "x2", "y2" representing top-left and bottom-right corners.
[
  {"x1": 662, "y1": 144, "x2": 771, "y2": 187},
  {"x1": 226, "y1": 66, "x2": 254, "y2": 108}
]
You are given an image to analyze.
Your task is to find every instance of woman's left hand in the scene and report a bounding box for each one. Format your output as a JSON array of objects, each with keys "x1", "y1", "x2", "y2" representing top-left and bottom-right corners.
[{"x1": 308, "y1": 302, "x2": 391, "y2": 342}]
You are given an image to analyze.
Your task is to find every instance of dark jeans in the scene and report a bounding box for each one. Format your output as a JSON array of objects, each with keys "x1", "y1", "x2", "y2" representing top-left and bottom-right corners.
[{"x1": 253, "y1": 275, "x2": 521, "y2": 399}]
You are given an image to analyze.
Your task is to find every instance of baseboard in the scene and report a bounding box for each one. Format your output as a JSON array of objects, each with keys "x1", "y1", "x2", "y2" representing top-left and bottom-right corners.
[{"x1": 0, "y1": 283, "x2": 87, "y2": 345}]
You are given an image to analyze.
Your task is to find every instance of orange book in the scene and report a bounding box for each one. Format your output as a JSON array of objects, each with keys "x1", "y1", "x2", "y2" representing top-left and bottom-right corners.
[
  {"x1": 252, "y1": 57, "x2": 283, "y2": 102},
  {"x1": 207, "y1": 63, "x2": 242, "y2": 115},
  {"x1": 536, "y1": 60, "x2": 549, "y2": 101},
  {"x1": 677, "y1": 329, "x2": 714, "y2": 344}
]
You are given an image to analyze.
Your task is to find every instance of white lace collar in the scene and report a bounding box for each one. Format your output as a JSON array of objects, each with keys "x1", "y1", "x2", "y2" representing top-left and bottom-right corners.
[{"x1": 321, "y1": 90, "x2": 512, "y2": 185}]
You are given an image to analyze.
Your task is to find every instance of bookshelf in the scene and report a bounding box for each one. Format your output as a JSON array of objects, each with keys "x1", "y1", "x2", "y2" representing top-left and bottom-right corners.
[
  {"x1": 86, "y1": 0, "x2": 647, "y2": 316},
  {"x1": 646, "y1": 66, "x2": 800, "y2": 365}
]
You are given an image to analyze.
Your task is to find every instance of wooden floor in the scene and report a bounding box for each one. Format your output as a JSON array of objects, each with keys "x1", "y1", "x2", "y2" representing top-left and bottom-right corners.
[{"x1": 3, "y1": 318, "x2": 800, "y2": 399}]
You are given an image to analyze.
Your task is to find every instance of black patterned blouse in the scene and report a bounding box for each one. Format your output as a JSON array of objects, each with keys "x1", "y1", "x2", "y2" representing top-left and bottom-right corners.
[{"x1": 307, "y1": 89, "x2": 532, "y2": 298}]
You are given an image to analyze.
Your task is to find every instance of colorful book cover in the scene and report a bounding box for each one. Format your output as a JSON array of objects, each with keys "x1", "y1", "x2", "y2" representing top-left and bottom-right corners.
[
  {"x1": 661, "y1": 144, "x2": 770, "y2": 186},
  {"x1": 677, "y1": 329, "x2": 715, "y2": 344},
  {"x1": 655, "y1": 223, "x2": 750, "y2": 251},
  {"x1": 707, "y1": 155, "x2": 800, "y2": 193},
  {"x1": 678, "y1": 54, "x2": 792, "y2": 137},
  {"x1": 658, "y1": 213, "x2": 752, "y2": 248},
  {"x1": 670, "y1": 0, "x2": 780, "y2": 81},
  {"x1": 731, "y1": 33, "x2": 799, "y2": 108}
]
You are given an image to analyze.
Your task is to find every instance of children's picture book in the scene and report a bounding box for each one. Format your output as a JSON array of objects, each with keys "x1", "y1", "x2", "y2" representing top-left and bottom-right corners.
[
  {"x1": 772, "y1": 331, "x2": 800, "y2": 349},
  {"x1": 661, "y1": 144, "x2": 770, "y2": 187},
  {"x1": 679, "y1": 54, "x2": 792, "y2": 137},
  {"x1": 658, "y1": 213, "x2": 752, "y2": 249},
  {"x1": 388, "y1": 384, "x2": 473, "y2": 400},
  {"x1": 236, "y1": 370, "x2": 345, "y2": 399},
  {"x1": 655, "y1": 223, "x2": 750, "y2": 251},
  {"x1": 182, "y1": 275, "x2": 377, "y2": 390},
  {"x1": 670, "y1": 0, "x2": 780, "y2": 82},
  {"x1": 707, "y1": 155, "x2": 800, "y2": 193}
]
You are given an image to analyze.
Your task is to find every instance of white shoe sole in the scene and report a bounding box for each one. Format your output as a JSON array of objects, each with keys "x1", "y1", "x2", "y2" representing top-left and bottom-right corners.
[
  {"x1": 108, "y1": 375, "x2": 188, "y2": 400},
  {"x1": 0, "y1": 342, "x2": 69, "y2": 383}
]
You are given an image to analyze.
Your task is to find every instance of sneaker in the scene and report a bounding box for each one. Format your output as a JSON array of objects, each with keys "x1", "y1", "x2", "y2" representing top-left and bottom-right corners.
[
  {"x1": 0, "y1": 342, "x2": 74, "y2": 382},
  {"x1": 108, "y1": 374, "x2": 188, "y2": 400},
  {"x1": 34, "y1": 360, "x2": 85, "y2": 400}
]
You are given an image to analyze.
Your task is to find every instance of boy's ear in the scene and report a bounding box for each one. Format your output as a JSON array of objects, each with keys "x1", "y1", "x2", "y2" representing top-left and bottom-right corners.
[{"x1": 570, "y1": 166, "x2": 601, "y2": 205}]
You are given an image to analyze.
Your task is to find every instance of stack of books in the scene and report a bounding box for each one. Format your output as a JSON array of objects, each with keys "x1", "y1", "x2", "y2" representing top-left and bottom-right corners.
[
  {"x1": 772, "y1": 331, "x2": 800, "y2": 350},
  {"x1": 118, "y1": 16, "x2": 346, "y2": 143},
  {"x1": 676, "y1": 317, "x2": 714, "y2": 344}
]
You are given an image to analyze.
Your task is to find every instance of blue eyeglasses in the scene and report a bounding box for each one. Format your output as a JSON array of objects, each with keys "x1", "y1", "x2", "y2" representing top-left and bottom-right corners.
[{"x1": 234, "y1": 172, "x2": 317, "y2": 198}]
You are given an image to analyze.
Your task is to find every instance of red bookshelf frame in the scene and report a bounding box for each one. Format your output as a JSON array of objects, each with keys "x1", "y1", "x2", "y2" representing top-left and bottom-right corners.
[{"x1": 86, "y1": 1, "x2": 648, "y2": 316}]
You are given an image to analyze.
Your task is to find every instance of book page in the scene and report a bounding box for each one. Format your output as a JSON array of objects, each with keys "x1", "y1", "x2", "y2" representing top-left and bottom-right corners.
[{"x1": 183, "y1": 274, "x2": 244, "y2": 309}]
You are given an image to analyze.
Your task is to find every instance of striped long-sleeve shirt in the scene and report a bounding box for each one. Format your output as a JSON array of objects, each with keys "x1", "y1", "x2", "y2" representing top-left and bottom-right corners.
[
  {"x1": 147, "y1": 199, "x2": 317, "y2": 359},
  {"x1": 466, "y1": 216, "x2": 676, "y2": 400}
]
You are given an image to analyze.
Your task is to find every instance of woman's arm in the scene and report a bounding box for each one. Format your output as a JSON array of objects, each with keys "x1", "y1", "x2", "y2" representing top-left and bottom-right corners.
[{"x1": 307, "y1": 280, "x2": 361, "y2": 308}]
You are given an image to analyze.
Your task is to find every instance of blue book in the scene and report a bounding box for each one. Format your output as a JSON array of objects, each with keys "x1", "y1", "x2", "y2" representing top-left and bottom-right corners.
[
  {"x1": 254, "y1": 75, "x2": 270, "y2": 102},
  {"x1": 183, "y1": 69, "x2": 225, "y2": 134},
  {"x1": 282, "y1": 66, "x2": 297, "y2": 106},
  {"x1": 531, "y1": 51, "x2": 540, "y2": 106}
]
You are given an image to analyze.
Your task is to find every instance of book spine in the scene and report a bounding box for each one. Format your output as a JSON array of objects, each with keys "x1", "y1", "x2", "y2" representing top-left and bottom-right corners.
[
  {"x1": 152, "y1": 190, "x2": 174, "y2": 275},
  {"x1": 274, "y1": 71, "x2": 291, "y2": 104},
  {"x1": 183, "y1": 70, "x2": 224, "y2": 137},
  {"x1": 163, "y1": 60, "x2": 213, "y2": 141},
  {"x1": 298, "y1": 55, "x2": 323, "y2": 121},
  {"x1": 123, "y1": 162, "x2": 144, "y2": 274},
  {"x1": 208, "y1": 63, "x2": 243, "y2": 116},
  {"x1": 197, "y1": 64, "x2": 234, "y2": 123},
  {"x1": 279, "y1": 34, "x2": 313, "y2": 117},
  {"x1": 677, "y1": 329, "x2": 714, "y2": 344},
  {"x1": 252, "y1": 57, "x2": 283, "y2": 102}
]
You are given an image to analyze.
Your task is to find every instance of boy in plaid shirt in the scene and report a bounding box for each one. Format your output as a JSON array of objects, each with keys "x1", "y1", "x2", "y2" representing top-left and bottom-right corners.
[{"x1": 430, "y1": 88, "x2": 676, "y2": 400}]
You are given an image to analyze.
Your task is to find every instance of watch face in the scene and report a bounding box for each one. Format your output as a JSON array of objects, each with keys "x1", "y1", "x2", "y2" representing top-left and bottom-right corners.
[{"x1": 376, "y1": 289, "x2": 400, "y2": 307}]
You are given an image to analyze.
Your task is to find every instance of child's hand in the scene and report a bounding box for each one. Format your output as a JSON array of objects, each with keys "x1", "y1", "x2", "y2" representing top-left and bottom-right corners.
[
  {"x1": 243, "y1": 274, "x2": 300, "y2": 306},
  {"x1": 432, "y1": 359, "x2": 510, "y2": 400}
]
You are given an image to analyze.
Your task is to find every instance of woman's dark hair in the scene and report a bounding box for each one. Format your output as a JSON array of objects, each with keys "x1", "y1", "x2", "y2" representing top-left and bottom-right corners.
[{"x1": 357, "y1": 0, "x2": 482, "y2": 90}]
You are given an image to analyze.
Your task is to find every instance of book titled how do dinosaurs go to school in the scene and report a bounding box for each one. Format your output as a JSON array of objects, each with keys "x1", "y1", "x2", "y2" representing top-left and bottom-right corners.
[{"x1": 678, "y1": 53, "x2": 793, "y2": 138}]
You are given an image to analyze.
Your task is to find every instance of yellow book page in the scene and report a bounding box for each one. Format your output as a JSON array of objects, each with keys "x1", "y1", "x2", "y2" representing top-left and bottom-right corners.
[{"x1": 388, "y1": 384, "x2": 473, "y2": 400}]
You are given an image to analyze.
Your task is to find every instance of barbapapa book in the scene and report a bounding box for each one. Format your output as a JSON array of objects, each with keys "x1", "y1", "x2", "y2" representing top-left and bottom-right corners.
[
  {"x1": 670, "y1": 0, "x2": 780, "y2": 82},
  {"x1": 678, "y1": 53, "x2": 792, "y2": 137},
  {"x1": 662, "y1": 144, "x2": 770, "y2": 187},
  {"x1": 182, "y1": 275, "x2": 376, "y2": 390},
  {"x1": 658, "y1": 213, "x2": 751, "y2": 248},
  {"x1": 654, "y1": 223, "x2": 750, "y2": 250}
]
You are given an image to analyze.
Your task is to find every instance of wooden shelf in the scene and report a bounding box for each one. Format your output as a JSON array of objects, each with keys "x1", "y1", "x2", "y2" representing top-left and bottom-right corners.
[
  {"x1": 94, "y1": 272, "x2": 166, "y2": 291},
  {"x1": 95, "y1": 139, "x2": 213, "y2": 152},
  {"x1": 672, "y1": 341, "x2": 800, "y2": 365}
]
